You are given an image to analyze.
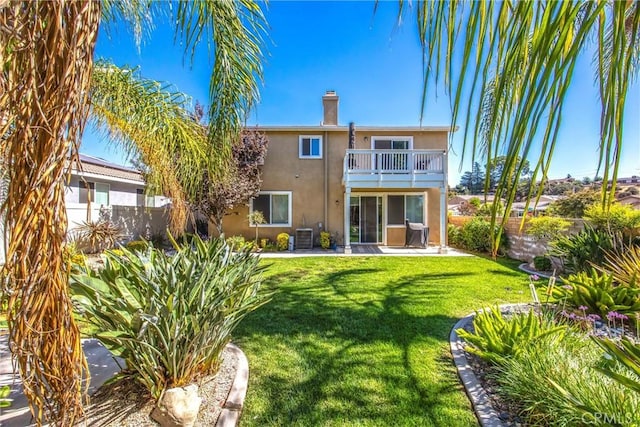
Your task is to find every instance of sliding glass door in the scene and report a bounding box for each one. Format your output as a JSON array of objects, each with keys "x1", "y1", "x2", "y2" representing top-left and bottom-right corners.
[{"x1": 350, "y1": 196, "x2": 382, "y2": 243}]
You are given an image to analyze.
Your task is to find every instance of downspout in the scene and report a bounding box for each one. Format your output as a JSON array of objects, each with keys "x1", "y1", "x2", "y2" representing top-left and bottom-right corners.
[{"x1": 324, "y1": 130, "x2": 328, "y2": 232}]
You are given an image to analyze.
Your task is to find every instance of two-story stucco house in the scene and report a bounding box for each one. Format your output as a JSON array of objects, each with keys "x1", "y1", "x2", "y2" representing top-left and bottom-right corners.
[{"x1": 220, "y1": 91, "x2": 452, "y2": 253}]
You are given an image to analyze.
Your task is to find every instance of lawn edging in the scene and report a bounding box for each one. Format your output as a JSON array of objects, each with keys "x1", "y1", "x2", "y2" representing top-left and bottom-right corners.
[
  {"x1": 216, "y1": 343, "x2": 250, "y2": 427},
  {"x1": 450, "y1": 313, "x2": 506, "y2": 427}
]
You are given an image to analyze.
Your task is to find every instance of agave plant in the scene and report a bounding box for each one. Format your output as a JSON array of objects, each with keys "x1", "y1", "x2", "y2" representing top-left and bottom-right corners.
[
  {"x1": 456, "y1": 306, "x2": 566, "y2": 365},
  {"x1": 549, "y1": 225, "x2": 615, "y2": 273},
  {"x1": 600, "y1": 245, "x2": 640, "y2": 288},
  {"x1": 74, "y1": 220, "x2": 126, "y2": 254},
  {"x1": 554, "y1": 269, "x2": 640, "y2": 317},
  {"x1": 70, "y1": 235, "x2": 270, "y2": 399}
]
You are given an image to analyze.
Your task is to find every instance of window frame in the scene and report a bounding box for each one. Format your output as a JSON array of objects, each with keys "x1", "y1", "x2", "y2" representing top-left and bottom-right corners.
[
  {"x1": 371, "y1": 136, "x2": 414, "y2": 150},
  {"x1": 298, "y1": 135, "x2": 323, "y2": 159},
  {"x1": 94, "y1": 182, "x2": 110, "y2": 206},
  {"x1": 249, "y1": 191, "x2": 292, "y2": 227},
  {"x1": 386, "y1": 193, "x2": 425, "y2": 226}
]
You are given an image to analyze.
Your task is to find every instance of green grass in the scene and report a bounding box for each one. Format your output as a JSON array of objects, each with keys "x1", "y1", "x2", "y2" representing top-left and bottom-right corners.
[{"x1": 234, "y1": 255, "x2": 532, "y2": 426}]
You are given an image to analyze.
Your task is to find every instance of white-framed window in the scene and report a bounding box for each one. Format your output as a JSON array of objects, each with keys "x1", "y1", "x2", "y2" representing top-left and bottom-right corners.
[
  {"x1": 250, "y1": 191, "x2": 292, "y2": 226},
  {"x1": 95, "y1": 183, "x2": 110, "y2": 206},
  {"x1": 79, "y1": 181, "x2": 109, "y2": 206},
  {"x1": 371, "y1": 136, "x2": 413, "y2": 150},
  {"x1": 387, "y1": 194, "x2": 424, "y2": 225},
  {"x1": 299, "y1": 135, "x2": 323, "y2": 159}
]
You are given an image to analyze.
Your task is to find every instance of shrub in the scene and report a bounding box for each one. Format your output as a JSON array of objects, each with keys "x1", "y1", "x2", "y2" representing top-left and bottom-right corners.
[
  {"x1": 125, "y1": 240, "x2": 148, "y2": 252},
  {"x1": 260, "y1": 238, "x2": 269, "y2": 249},
  {"x1": 495, "y1": 333, "x2": 640, "y2": 426},
  {"x1": 533, "y1": 256, "x2": 552, "y2": 272},
  {"x1": 447, "y1": 224, "x2": 462, "y2": 248},
  {"x1": 320, "y1": 231, "x2": 331, "y2": 249},
  {"x1": 456, "y1": 217, "x2": 507, "y2": 254},
  {"x1": 526, "y1": 216, "x2": 571, "y2": 240},
  {"x1": 584, "y1": 203, "x2": 640, "y2": 238},
  {"x1": 549, "y1": 225, "x2": 613, "y2": 273},
  {"x1": 62, "y1": 242, "x2": 87, "y2": 270},
  {"x1": 553, "y1": 268, "x2": 640, "y2": 317},
  {"x1": 262, "y1": 242, "x2": 278, "y2": 252},
  {"x1": 456, "y1": 306, "x2": 566, "y2": 365},
  {"x1": 276, "y1": 233, "x2": 289, "y2": 251},
  {"x1": 75, "y1": 220, "x2": 125, "y2": 254},
  {"x1": 70, "y1": 235, "x2": 269, "y2": 400},
  {"x1": 547, "y1": 189, "x2": 600, "y2": 218},
  {"x1": 226, "y1": 235, "x2": 246, "y2": 250}
]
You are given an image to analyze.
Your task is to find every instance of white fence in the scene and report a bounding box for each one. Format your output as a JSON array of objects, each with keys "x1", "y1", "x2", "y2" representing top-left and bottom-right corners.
[{"x1": 66, "y1": 204, "x2": 170, "y2": 241}]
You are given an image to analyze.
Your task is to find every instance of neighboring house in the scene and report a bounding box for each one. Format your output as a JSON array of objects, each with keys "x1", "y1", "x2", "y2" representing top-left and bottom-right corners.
[
  {"x1": 221, "y1": 91, "x2": 453, "y2": 253},
  {"x1": 510, "y1": 195, "x2": 564, "y2": 217},
  {"x1": 617, "y1": 175, "x2": 640, "y2": 184},
  {"x1": 448, "y1": 195, "x2": 499, "y2": 215},
  {"x1": 65, "y1": 154, "x2": 169, "y2": 239},
  {"x1": 617, "y1": 194, "x2": 640, "y2": 210}
]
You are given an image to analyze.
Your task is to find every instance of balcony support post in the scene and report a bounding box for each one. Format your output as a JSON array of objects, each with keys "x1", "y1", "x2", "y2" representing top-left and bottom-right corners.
[{"x1": 344, "y1": 187, "x2": 352, "y2": 254}]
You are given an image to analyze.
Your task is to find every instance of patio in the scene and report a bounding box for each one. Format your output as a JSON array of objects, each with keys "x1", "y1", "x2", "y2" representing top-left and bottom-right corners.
[{"x1": 259, "y1": 245, "x2": 471, "y2": 257}]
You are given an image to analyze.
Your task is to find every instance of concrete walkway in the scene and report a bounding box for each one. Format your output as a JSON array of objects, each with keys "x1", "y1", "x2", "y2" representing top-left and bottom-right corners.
[{"x1": 0, "y1": 335, "x2": 123, "y2": 427}]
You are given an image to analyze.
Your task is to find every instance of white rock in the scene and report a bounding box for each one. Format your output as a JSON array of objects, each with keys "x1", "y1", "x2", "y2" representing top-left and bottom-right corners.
[{"x1": 151, "y1": 384, "x2": 202, "y2": 427}]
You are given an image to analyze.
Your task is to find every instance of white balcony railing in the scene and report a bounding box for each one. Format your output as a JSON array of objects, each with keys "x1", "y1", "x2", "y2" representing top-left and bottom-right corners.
[{"x1": 343, "y1": 149, "x2": 446, "y2": 188}]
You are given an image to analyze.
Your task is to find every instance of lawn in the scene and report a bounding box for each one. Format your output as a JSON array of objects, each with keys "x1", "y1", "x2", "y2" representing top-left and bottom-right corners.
[{"x1": 234, "y1": 255, "x2": 532, "y2": 427}]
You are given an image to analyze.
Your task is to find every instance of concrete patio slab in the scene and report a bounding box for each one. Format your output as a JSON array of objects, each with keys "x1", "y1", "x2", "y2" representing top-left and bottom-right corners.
[{"x1": 0, "y1": 335, "x2": 123, "y2": 427}]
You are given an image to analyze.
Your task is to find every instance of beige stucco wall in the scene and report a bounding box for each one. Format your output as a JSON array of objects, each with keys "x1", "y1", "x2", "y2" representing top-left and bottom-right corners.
[{"x1": 217, "y1": 128, "x2": 449, "y2": 247}]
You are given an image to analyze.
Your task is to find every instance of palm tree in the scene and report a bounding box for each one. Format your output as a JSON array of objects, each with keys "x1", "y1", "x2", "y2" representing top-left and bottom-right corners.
[
  {"x1": 89, "y1": 60, "x2": 213, "y2": 235},
  {"x1": 408, "y1": 1, "x2": 640, "y2": 255},
  {"x1": 0, "y1": 1, "x2": 265, "y2": 425}
]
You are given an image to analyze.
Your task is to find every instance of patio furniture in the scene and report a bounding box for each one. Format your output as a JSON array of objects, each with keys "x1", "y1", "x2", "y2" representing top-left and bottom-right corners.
[{"x1": 405, "y1": 220, "x2": 429, "y2": 248}]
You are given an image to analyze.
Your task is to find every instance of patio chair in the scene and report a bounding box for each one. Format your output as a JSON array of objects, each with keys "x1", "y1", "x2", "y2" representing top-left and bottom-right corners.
[{"x1": 405, "y1": 219, "x2": 429, "y2": 248}]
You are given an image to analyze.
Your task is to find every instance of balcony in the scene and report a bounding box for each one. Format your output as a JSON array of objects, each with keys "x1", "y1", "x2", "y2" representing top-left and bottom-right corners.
[{"x1": 343, "y1": 149, "x2": 446, "y2": 189}]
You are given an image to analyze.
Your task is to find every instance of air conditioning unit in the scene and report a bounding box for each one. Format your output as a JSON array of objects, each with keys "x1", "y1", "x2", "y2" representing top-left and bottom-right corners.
[{"x1": 295, "y1": 228, "x2": 313, "y2": 250}]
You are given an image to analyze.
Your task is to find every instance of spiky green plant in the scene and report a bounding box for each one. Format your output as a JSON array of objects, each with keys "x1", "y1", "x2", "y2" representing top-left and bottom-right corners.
[
  {"x1": 554, "y1": 269, "x2": 640, "y2": 317},
  {"x1": 593, "y1": 337, "x2": 640, "y2": 395},
  {"x1": 456, "y1": 306, "x2": 566, "y2": 365},
  {"x1": 70, "y1": 235, "x2": 270, "y2": 399},
  {"x1": 498, "y1": 333, "x2": 640, "y2": 426},
  {"x1": 550, "y1": 225, "x2": 614, "y2": 273}
]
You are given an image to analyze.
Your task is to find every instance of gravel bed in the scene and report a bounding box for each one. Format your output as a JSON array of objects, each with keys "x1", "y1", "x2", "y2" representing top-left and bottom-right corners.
[{"x1": 80, "y1": 345, "x2": 238, "y2": 426}]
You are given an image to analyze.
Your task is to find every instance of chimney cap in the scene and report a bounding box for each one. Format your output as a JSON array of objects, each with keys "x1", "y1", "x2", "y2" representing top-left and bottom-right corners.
[{"x1": 324, "y1": 90, "x2": 337, "y2": 97}]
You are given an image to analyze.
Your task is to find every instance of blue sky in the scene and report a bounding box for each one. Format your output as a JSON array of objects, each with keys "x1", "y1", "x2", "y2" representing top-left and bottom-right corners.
[{"x1": 85, "y1": 0, "x2": 640, "y2": 185}]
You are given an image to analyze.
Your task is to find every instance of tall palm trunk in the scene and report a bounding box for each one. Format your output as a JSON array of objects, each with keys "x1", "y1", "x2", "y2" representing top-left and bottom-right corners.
[{"x1": 0, "y1": 1, "x2": 100, "y2": 425}]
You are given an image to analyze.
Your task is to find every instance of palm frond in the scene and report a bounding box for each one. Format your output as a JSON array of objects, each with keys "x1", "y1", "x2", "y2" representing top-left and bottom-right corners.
[
  {"x1": 89, "y1": 60, "x2": 211, "y2": 234},
  {"x1": 415, "y1": 1, "x2": 639, "y2": 256},
  {"x1": 174, "y1": 0, "x2": 267, "y2": 157}
]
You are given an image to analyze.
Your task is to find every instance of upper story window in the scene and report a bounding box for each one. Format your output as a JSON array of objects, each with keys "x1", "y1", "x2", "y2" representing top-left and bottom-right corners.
[
  {"x1": 79, "y1": 181, "x2": 109, "y2": 206},
  {"x1": 250, "y1": 191, "x2": 292, "y2": 227},
  {"x1": 299, "y1": 135, "x2": 323, "y2": 159}
]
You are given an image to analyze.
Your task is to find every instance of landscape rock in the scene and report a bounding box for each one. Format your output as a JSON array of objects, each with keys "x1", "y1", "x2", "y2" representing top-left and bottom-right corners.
[{"x1": 151, "y1": 384, "x2": 202, "y2": 427}]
